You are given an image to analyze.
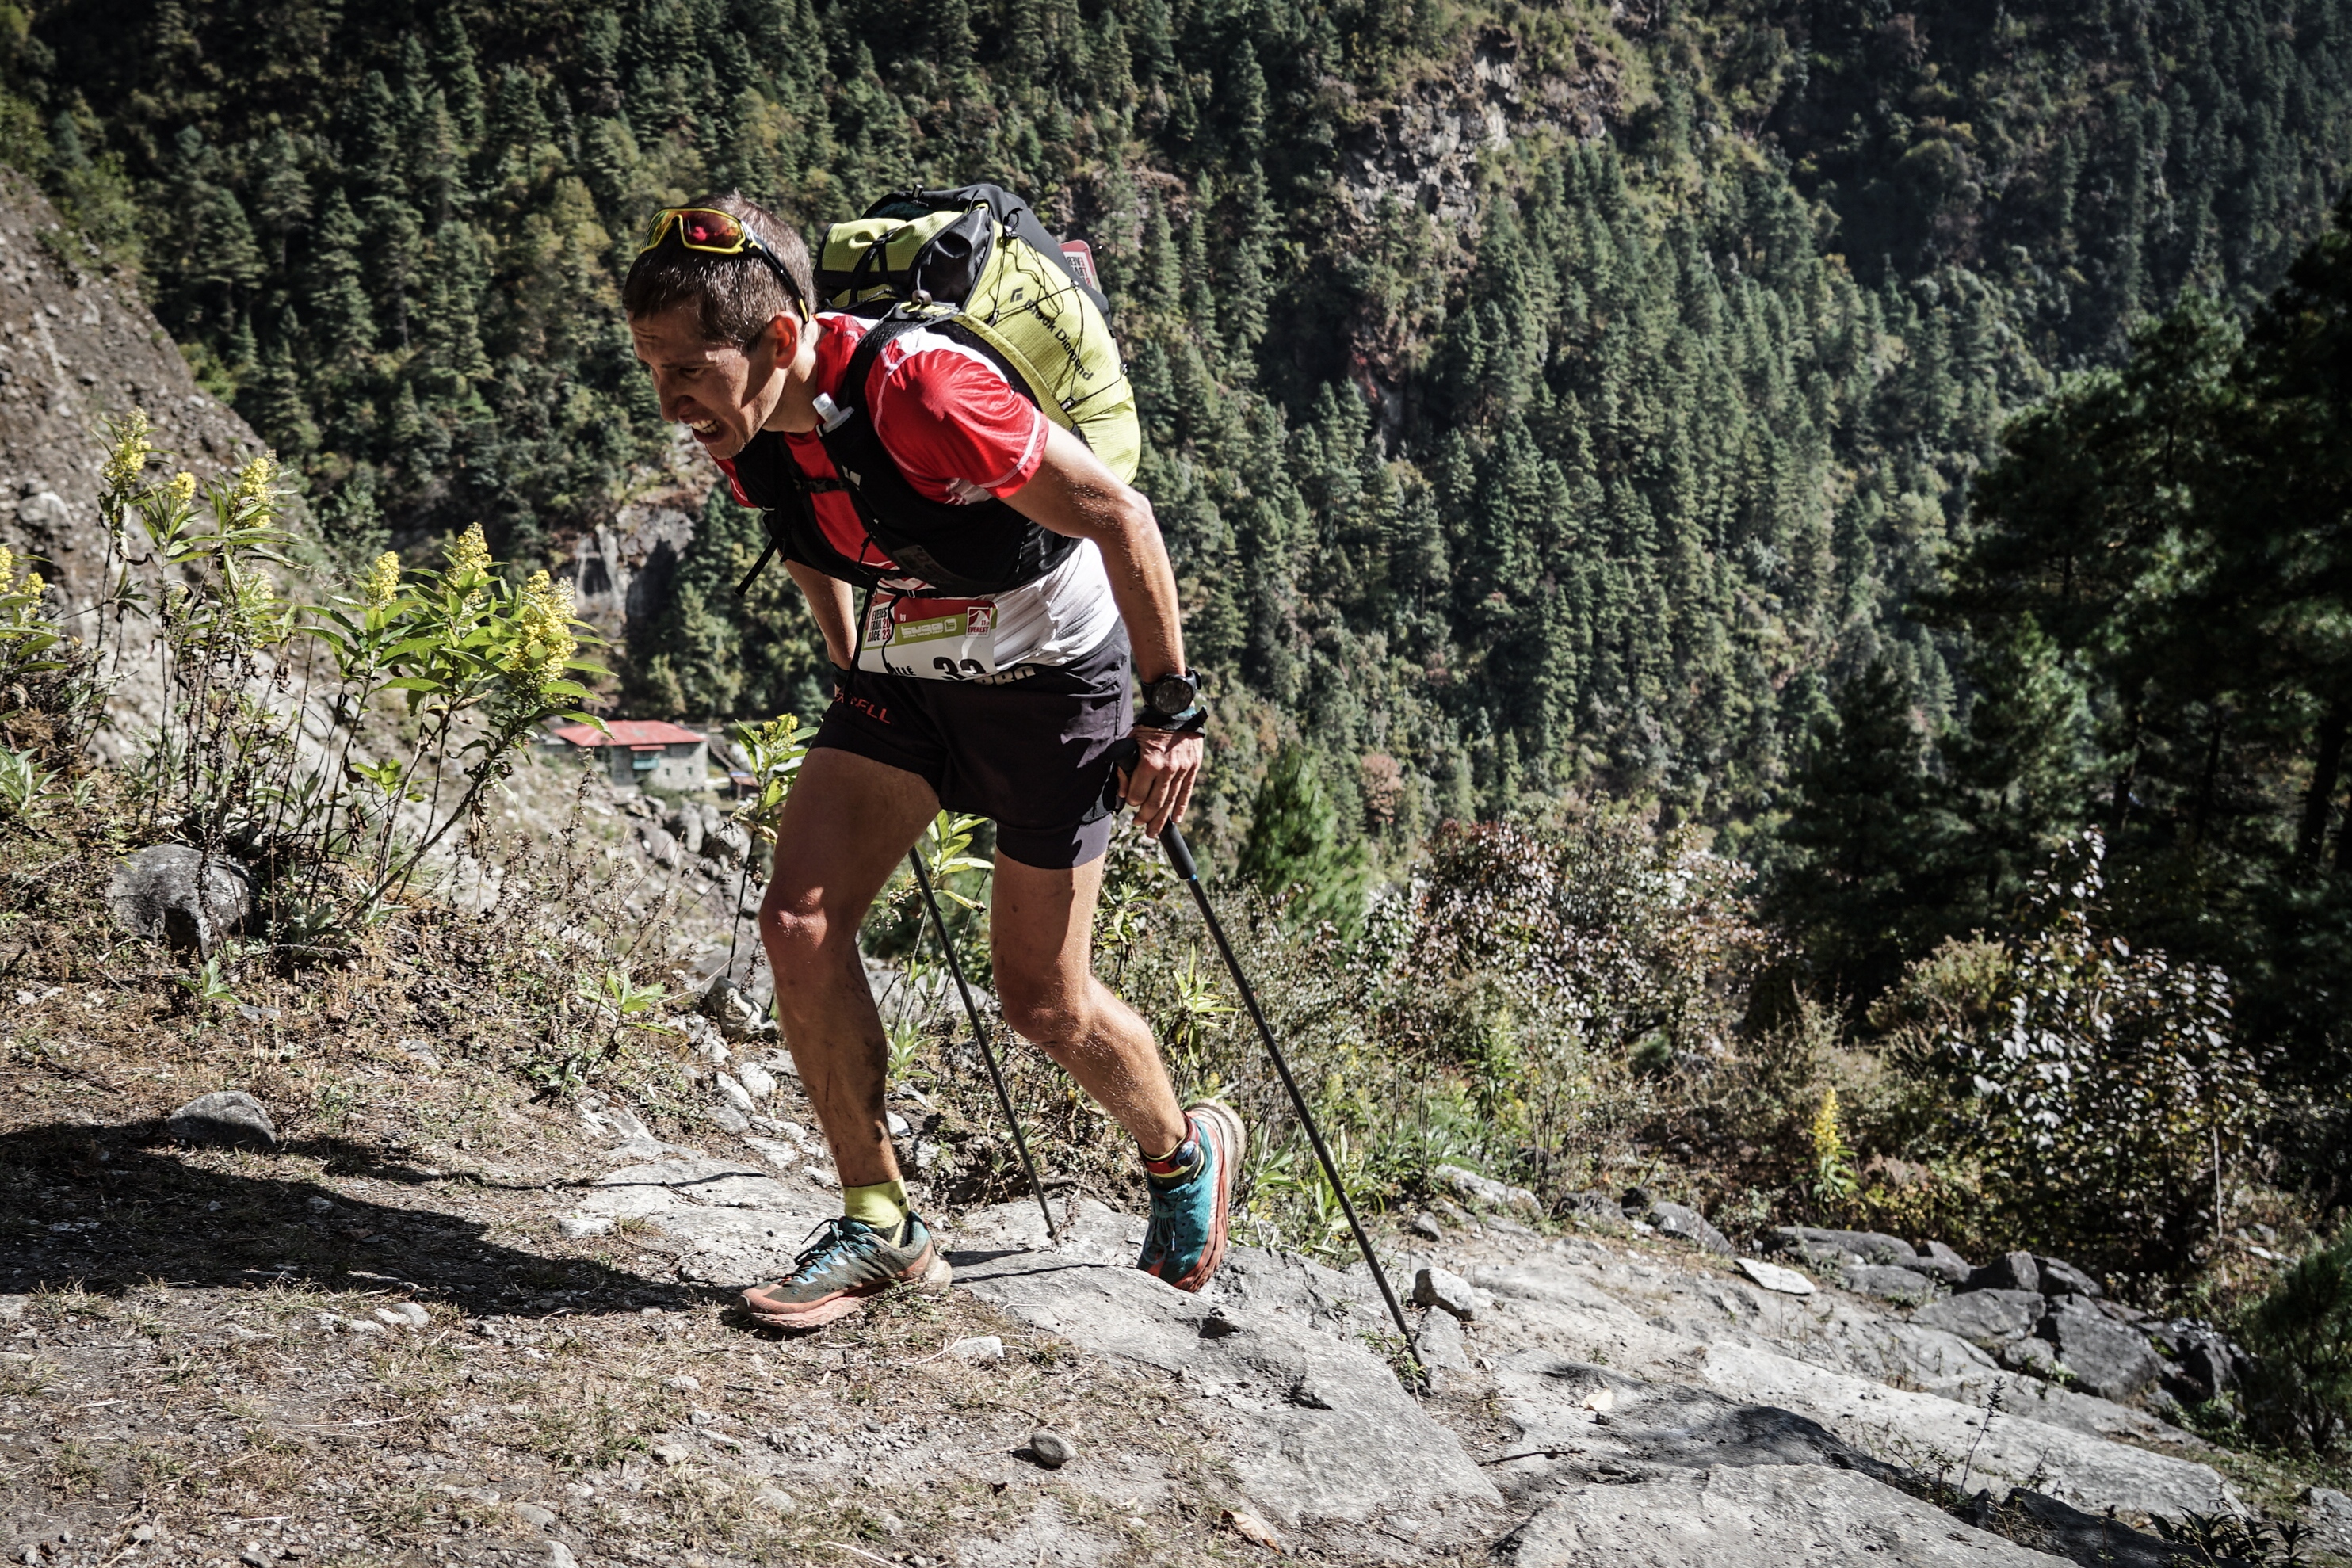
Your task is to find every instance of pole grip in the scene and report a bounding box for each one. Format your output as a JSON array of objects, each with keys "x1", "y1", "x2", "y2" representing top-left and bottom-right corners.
[{"x1": 1159, "y1": 822, "x2": 1200, "y2": 882}]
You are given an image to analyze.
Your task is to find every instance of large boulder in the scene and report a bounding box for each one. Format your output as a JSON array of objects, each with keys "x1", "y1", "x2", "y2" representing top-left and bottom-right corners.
[
  {"x1": 662, "y1": 805, "x2": 705, "y2": 857},
  {"x1": 2040, "y1": 1298, "x2": 2162, "y2": 1402},
  {"x1": 1911, "y1": 1288, "x2": 2045, "y2": 1351},
  {"x1": 1903, "y1": 1239, "x2": 1973, "y2": 1285},
  {"x1": 1966, "y1": 1250, "x2": 2041, "y2": 1294},
  {"x1": 2033, "y1": 1256, "x2": 2103, "y2": 1298},
  {"x1": 109, "y1": 845, "x2": 251, "y2": 952},
  {"x1": 165, "y1": 1090, "x2": 276, "y2": 1150},
  {"x1": 1840, "y1": 1263, "x2": 1936, "y2": 1307}
]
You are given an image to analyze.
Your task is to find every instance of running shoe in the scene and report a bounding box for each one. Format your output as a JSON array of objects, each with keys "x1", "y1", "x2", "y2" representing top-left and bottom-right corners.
[
  {"x1": 741, "y1": 1213, "x2": 950, "y2": 1329},
  {"x1": 1136, "y1": 1101, "x2": 1246, "y2": 1293}
]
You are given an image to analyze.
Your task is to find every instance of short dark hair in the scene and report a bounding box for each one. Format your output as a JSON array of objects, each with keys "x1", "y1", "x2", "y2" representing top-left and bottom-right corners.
[{"x1": 621, "y1": 193, "x2": 815, "y2": 345}]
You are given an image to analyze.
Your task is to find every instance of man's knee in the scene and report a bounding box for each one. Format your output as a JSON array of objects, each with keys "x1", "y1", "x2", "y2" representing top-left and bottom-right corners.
[
  {"x1": 998, "y1": 973, "x2": 1090, "y2": 1047},
  {"x1": 759, "y1": 888, "x2": 859, "y2": 971}
]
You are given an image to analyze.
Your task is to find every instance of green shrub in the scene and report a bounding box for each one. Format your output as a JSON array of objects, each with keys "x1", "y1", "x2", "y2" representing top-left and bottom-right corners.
[{"x1": 2239, "y1": 1226, "x2": 2352, "y2": 1455}]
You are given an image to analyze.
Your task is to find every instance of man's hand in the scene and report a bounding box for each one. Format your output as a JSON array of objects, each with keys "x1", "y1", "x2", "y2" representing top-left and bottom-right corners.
[{"x1": 1121, "y1": 727, "x2": 1204, "y2": 837}]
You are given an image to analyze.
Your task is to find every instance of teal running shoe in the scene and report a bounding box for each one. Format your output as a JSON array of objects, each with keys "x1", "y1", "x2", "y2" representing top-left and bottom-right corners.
[
  {"x1": 1137, "y1": 1101, "x2": 1246, "y2": 1293},
  {"x1": 741, "y1": 1213, "x2": 950, "y2": 1329}
]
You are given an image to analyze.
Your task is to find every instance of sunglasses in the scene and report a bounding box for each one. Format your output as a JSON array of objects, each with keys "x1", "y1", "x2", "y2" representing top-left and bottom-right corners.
[{"x1": 640, "y1": 207, "x2": 811, "y2": 326}]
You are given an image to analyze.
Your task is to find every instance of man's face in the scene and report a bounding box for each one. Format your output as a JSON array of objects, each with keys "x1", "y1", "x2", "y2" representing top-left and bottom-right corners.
[{"x1": 629, "y1": 303, "x2": 788, "y2": 461}]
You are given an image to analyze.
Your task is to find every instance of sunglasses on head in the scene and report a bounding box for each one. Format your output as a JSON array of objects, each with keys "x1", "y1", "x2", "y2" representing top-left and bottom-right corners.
[{"x1": 640, "y1": 207, "x2": 811, "y2": 327}]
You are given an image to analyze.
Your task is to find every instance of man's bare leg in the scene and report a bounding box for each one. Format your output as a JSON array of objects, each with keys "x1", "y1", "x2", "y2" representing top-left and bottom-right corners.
[
  {"x1": 989, "y1": 853, "x2": 1187, "y2": 1157},
  {"x1": 756, "y1": 747, "x2": 940, "y2": 1189}
]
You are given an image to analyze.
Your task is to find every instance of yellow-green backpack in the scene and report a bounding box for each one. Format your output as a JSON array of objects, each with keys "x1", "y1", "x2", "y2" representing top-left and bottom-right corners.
[{"x1": 815, "y1": 185, "x2": 1140, "y2": 483}]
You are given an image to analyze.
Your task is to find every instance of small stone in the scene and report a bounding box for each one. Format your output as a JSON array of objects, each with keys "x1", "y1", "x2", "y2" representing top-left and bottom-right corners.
[
  {"x1": 640, "y1": 823, "x2": 683, "y2": 869},
  {"x1": 1433, "y1": 1163, "x2": 1541, "y2": 1216},
  {"x1": 511, "y1": 1502, "x2": 556, "y2": 1529},
  {"x1": 394, "y1": 1036, "x2": 443, "y2": 1070},
  {"x1": 1738, "y1": 1258, "x2": 1816, "y2": 1296},
  {"x1": 2034, "y1": 1257, "x2": 2103, "y2": 1298},
  {"x1": 375, "y1": 1302, "x2": 430, "y2": 1330},
  {"x1": 548, "y1": 1544, "x2": 581, "y2": 1568},
  {"x1": 239, "y1": 1552, "x2": 269, "y2": 1568},
  {"x1": 109, "y1": 844, "x2": 252, "y2": 950},
  {"x1": 305, "y1": 1195, "x2": 334, "y2": 1213},
  {"x1": 128, "y1": 1527, "x2": 155, "y2": 1544},
  {"x1": 663, "y1": 1375, "x2": 702, "y2": 1392},
  {"x1": 886, "y1": 1110, "x2": 912, "y2": 1139},
  {"x1": 1965, "y1": 1250, "x2": 2041, "y2": 1294},
  {"x1": 1414, "y1": 1307, "x2": 1472, "y2": 1371},
  {"x1": 557, "y1": 1213, "x2": 613, "y2": 1239},
  {"x1": 1649, "y1": 1200, "x2": 1734, "y2": 1255},
  {"x1": 165, "y1": 1089, "x2": 277, "y2": 1150},
  {"x1": 702, "y1": 974, "x2": 762, "y2": 1043},
  {"x1": 1412, "y1": 1265, "x2": 1477, "y2": 1321},
  {"x1": 651, "y1": 1439, "x2": 695, "y2": 1465},
  {"x1": 716, "y1": 1073, "x2": 756, "y2": 1114},
  {"x1": 710, "y1": 1103, "x2": 750, "y2": 1135},
  {"x1": 948, "y1": 1335, "x2": 1005, "y2": 1364},
  {"x1": 1408, "y1": 1212, "x2": 1445, "y2": 1242},
  {"x1": 737, "y1": 1062, "x2": 776, "y2": 1099},
  {"x1": 1029, "y1": 1428, "x2": 1075, "y2": 1468}
]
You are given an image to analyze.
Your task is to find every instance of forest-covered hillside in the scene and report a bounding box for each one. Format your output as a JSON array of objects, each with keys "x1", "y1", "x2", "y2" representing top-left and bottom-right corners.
[{"x1": 4, "y1": 0, "x2": 2352, "y2": 1129}]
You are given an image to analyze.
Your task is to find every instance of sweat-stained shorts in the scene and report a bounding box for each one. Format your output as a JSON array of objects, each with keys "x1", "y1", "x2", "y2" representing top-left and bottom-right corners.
[{"x1": 811, "y1": 625, "x2": 1134, "y2": 870}]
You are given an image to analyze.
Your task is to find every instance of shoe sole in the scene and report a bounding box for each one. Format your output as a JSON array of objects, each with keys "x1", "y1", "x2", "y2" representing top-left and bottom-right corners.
[
  {"x1": 743, "y1": 1249, "x2": 953, "y2": 1330},
  {"x1": 1165, "y1": 1100, "x2": 1245, "y2": 1293}
]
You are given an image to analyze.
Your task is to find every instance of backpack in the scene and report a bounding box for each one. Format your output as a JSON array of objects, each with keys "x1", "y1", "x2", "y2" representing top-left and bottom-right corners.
[{"x1": 815, "y1": 185, "x2": 1140, "y2": 483}]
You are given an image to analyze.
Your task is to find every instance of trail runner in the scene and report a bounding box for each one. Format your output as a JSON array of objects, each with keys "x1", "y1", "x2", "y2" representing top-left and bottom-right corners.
[{"x1": 624, "y1": 194, "x2": 1243, "y2": 1327}]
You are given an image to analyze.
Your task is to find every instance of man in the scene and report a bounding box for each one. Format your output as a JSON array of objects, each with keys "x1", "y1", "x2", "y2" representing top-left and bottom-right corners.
[{"x1": 624, "y1": 193, "x2": 1243, "y2": 1328}]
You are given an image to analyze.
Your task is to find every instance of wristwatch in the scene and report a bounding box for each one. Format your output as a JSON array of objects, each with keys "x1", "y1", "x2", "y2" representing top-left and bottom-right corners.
[{"x1": 1138, "y1": 669, "x2": 1208, "y2": 733}]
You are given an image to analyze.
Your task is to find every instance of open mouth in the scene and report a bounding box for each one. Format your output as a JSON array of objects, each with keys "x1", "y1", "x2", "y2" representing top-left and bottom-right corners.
[{"x1": 686, "y1": 418, "x2": 722, "y2": 441}]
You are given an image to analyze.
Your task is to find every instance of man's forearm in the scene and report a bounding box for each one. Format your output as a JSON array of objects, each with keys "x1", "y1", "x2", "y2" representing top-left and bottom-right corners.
[
  {"x1": 786, "y1": 560, "x2": 857, "y2": 669},
  {"x1": 1095, "y1": 508, "x2": 1187, "y2": 685}
]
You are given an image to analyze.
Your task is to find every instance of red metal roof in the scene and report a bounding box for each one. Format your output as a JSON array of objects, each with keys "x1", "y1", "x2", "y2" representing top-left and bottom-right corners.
[{"x1": 549, "y1": 720, "x2": 706, "y2": 749}]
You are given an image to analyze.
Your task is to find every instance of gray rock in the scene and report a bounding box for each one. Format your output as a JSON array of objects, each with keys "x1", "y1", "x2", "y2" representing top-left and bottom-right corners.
[
  {"x1": 165, "y1": 1089, "x2": 276, "y2": 1150},
  {"x1": 548, "y1": 1543, "x2": 579, "y2": 1568},
  {"x1": 701, "y1": 974, "x2": 762, "y2": 1043},
  {"x1": 736, "y1": 1062, "x2": 776, "y2": 1100},
  {"x1": 953, "y1": 1199, "x2": 1502, "y2": 1537},
  {"x1": 1911, "y1": 1288, "x2": 2045, "y2": 1350},
  {"x1": 511, "y1": 1501, "x2": 556, "y2": 1530},
  {"x1": 715, "y1": 1073, "x2": 756, "y2": 1116},
  {"x1": 1651, "y1": 1200, "x2": 1734, "y2": 1256},
  {"x1": 1499, "y1": 1463, "x2": 2069, "y2": 1566},
  {"x1": 708, "y1": 1101, "x2": 750, "y2": 1135},
  {"x1": 1028, "y1": 1428, "x2": 1075, "y2": 1468},
  {"x1": 1900, "y1": 1240, "x2": 1972, "y2": 1285},
  {"x1": 1997, "y1": 1336, "x2": 2067, "y2": 1380},
  {"x1": 2033, "y1": 1256, "x2": 2102, "y2": 1298},
  {"x1": 1737, "y1": 1258, "x2": 1816, "y2": 1296},
  {"x1": 556, "y1": 1214, "x2": 613, "y2": 1239},
  {"x1": 662, "y1": 807, "x2": 705, "y2": 857},
  {"x1": 1415, "y1": 1265, "x2": 1478, "y2": 1320},
  {"x1": 639, "y1": 823, "x2": 682, "y2": 869},
  {"x1": 2041, "y1": 1298, "x2": 2162, "y2": 1402},
  {"x1": 2302, "y1": 1486, "x2": 2352, "y2": 1555},
  {"x1": 1408, "y1": 1212, "x2": 1445, "y2": 1242},
  {"x1": 1768, "y1": 1227, "x2": 1915, "y2": 1265},
  {"x1": 1415, "y1": 1307, "x2": 1472, "y2": 1371},
  {"x1": 1434, "y1": 1163, "x2": 1541, "y2": 1216},
  {"x1": 393, "y1": 1036, "x2": 443, "y2": 1070},
  {"x1": 109, "y1": 845, "x2": 251, "y2": 952},
  {"x1": 704, "y1": 819, "x2": 750, "y2": 865},
  {"x1": 1965, "y1": 1251, "x2": 2041, "y2": 1294},
  {"x1": 1838, "y1": 1263, "x2": 1935, "y2": 1306},
  {"x1": 1564, "y1": 1190, "x2": 1621, "y2": 1219}
]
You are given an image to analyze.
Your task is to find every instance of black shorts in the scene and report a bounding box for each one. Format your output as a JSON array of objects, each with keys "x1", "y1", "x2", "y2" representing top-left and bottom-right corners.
[{"x1": 813, "y1": 627, "x2": 1133, "y2": 869}]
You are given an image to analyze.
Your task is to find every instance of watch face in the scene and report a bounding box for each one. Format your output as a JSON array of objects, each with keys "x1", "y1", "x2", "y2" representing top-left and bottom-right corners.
[{"x1": 1151, "y1": 673, "x2": 1198, "y2": 712}]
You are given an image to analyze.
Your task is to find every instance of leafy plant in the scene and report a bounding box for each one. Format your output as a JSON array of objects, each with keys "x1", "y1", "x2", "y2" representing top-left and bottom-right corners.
[
  {"x1": 1808, "y1": 1085, "x2": 1859, "y2": 1208},
  {"x1": 173, "y1": 956, "x2": 239, "y2": 1009},
  {"x1": 2238, "y1": 1224, "x2": 2352, "y2": 1455}
]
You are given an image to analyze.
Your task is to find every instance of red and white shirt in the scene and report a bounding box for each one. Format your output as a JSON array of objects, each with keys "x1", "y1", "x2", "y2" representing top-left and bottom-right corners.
[{"x1": 719, "y1": 311, "x2": 1120, "y2": 671}]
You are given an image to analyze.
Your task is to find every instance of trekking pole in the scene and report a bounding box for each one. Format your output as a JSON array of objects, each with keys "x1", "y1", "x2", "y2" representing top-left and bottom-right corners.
[
  {"x1": 1155, "y1": 821, "x2": 1415, "y2": 1349},
  {"x1": 906, "y1": 849, "x2": 1060, "y2": 1243}
]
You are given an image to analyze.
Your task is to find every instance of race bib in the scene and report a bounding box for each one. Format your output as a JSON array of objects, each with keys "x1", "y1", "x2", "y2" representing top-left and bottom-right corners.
[{"x1": 858, "y1": 595, "x2": 999, "y2": 681}]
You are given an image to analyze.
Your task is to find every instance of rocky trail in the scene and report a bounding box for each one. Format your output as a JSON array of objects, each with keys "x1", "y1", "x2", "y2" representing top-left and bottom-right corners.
[{"x1": 6, "y1": 998, "x2": 2348, "y2": 1568}]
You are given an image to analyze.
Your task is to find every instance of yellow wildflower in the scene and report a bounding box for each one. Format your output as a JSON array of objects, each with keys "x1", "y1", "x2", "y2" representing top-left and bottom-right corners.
[
  {"x1": 166, "y1": 471, "x2": 197, "y2": 512},
  {"x1": 102, "y1": 412, "x2": 152, "y2": 494},
  {"x1": 0, "y1": 544, "x2": 14, "y2": 588},
  {"x1": 502, "y1": 570, "x2": 578, "y2": 678},
  {"x1": 362, "y1": 551, "x2": 403, "y2": 609},
  {"x1": 448, "y1": 523, "x2": 493, "y2": 584},
  {"x1": 233, "y1": 453, "x2": 279, "y2": 508}
]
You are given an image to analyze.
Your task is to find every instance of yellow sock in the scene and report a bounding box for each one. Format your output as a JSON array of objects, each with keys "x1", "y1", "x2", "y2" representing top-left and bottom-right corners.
[{"x1": 843, "y1": 1179, "x2": 910, "y2": 1234}]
